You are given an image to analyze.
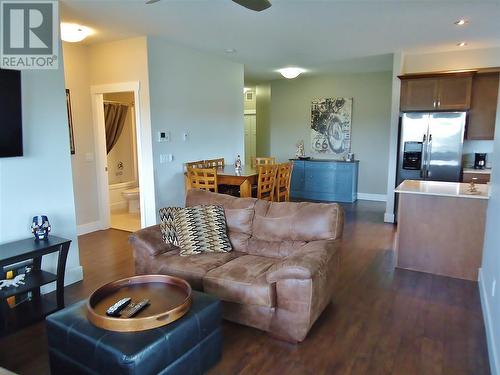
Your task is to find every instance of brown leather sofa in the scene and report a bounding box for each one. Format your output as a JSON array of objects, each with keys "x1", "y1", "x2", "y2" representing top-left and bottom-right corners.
[{"x1": 129, "y1": 189, "x2": 344, "y2": 342}]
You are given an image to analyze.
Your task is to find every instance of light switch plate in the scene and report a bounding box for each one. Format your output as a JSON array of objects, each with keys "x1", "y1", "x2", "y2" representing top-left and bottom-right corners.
[{"x1": 160, "y1": 154, "x2": 173, "y2": 163}]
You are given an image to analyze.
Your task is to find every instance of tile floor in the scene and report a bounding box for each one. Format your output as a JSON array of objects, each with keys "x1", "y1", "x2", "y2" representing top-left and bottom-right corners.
[{"x1": 110, "y1": 209, "x2": 140, "y2": 232}]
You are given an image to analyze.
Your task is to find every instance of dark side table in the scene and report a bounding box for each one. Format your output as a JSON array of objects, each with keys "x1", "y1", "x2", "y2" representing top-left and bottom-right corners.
[{"x1": 0, "y1": 236, "x2": 71, "y2": 336}]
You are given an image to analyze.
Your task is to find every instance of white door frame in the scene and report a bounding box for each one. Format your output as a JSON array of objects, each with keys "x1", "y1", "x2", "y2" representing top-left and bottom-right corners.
[{"x1": 90, "y1": 81, "x2": 156, "y2": 230}]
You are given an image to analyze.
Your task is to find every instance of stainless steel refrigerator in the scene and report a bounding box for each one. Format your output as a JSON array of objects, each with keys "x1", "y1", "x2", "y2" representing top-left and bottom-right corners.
[{"x1": 397, "y1": 112, "x2": 466, "y2": 185}]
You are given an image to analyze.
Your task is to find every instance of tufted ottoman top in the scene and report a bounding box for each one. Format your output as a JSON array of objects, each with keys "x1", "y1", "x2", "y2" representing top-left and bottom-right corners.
[{"x1": 46, "y1": 290, "x2": 222, "y2": 375}]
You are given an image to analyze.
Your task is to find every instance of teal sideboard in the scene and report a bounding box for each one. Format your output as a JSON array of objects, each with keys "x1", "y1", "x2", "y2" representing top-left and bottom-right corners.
[{"x1": 290, "y1": 159, "x2": 359, "y2": 203}]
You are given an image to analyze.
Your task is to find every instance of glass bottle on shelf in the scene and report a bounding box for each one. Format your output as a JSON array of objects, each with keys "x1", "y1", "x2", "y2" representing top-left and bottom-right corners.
[{"x1": 235, "y1": 154, "x2": 242, "y2": 170}]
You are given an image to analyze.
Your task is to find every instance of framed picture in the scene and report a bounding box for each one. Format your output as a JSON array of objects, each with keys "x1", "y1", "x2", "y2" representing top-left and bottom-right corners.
[
  {"x1": 311, "y1": 97, "x2": 353, "y2": 159},
  {"x1": 66, "y1": 89, "x2": 75, "y2": 155}
]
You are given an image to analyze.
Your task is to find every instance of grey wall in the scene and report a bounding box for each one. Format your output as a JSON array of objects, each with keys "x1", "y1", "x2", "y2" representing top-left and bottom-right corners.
[
  {"x1": 256, "y1": 83, "x2": 271, "y2": 157},
  {"x1": 479, "y1": 82, "x2": 500, "y2": 375},
  {"x1": 147, "y1": 37, "x2": 244, "y2": 209},
  {"x1": 0, "y1": 66, "x2": 83, "y2": 285},
  {"x1": 270, "y1": 71, "x2": 392, "y2": 195}
]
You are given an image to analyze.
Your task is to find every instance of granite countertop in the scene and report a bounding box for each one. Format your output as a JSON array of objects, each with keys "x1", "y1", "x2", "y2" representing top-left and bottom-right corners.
[
  {"x1": 463, "y1": 168, "x2": 492, "y2": 175},
  {"x1": 395, "y1": 180, "x2": 490, "y2": 200}
]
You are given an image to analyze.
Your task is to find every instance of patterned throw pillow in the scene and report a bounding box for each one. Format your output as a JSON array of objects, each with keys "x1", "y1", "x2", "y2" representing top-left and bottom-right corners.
[
  {"x1": 159, "y1": 207, "x2": 182, "y2": 246},
  {"x1": 175, "y1": 205, "x2": 233, "y2": 256}
]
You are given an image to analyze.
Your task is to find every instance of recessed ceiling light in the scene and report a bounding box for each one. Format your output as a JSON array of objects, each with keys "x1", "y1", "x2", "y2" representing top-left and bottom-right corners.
[
  {"x1": 278, "y1": 67, "x2": 305, "y2": 79},
  {"x1": 225, "y1": 48, "x2": 237, "y2": 54},
  {"x1": 60, "y1": 23, "x2": 93, "y2": 43},
  {"x1": 454, "y1": 19, "x2": 469, "y2": 26},
  {"x1": 457, "y1": 42, "x2": 467, "y2": 47}
]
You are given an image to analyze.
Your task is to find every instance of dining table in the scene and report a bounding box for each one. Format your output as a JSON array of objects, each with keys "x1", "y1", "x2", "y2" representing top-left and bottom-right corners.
[{"x1": 184, "y1": 165, "x2": 259, "y2": 198}]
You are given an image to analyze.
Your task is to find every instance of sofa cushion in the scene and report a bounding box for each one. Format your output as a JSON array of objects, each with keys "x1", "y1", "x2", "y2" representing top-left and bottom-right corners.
[
  {"x1": 159, "y1": 207, "x2": 181, "y2": 246},
  {"x1": 157, "y1": 251, "x2": 244, "y2": 290},
  {"x1": 246, "y1": 238, "x2": 307, "y2": 258},
  {"x1": 186, "y1": 189, "x2": 257, "y2": 210},
  {"x1": 175, "y1": 205, "x2": 232, "y2": 256},
  {"x1": 203, "y1": 255, "x2": 277, "y2": 307},
  {"x1": 251, "y1": 200, "x2": 344, "y2": 242},
  {"x1": 186, "y1": 190, "x2": 257, "y2": 252},
  {"x1": 223, "y1": 207, "x2": 255, "y2": 251}
]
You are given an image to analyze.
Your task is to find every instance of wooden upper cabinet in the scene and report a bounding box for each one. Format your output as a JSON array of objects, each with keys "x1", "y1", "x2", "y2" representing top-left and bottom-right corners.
[
  {"x1": 400, "y1": 79, "x2": 438, "y2": 111},
  {"x1": 399, "y1": 73, "x2": 473, "y2": 111},
  {"x1": 437, "y1": 75, "x2": 472, "y2": 110},
  {"x1": 466, "y1": 73, "x2": 499, "y2": 140}
]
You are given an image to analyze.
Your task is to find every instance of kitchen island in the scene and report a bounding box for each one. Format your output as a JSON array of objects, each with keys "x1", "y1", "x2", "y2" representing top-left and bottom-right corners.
[{"x1": 395, "y1": 180, "x2": 489, "y2": 281}]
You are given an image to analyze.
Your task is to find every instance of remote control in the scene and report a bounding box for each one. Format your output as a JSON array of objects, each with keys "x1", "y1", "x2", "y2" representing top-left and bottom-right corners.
[
  {"x1": 106, "y1": 297, "x2": 131, "y2": 317},
  {"x1": 120, "y1": 299, "x2": 150, "y2": 318}
]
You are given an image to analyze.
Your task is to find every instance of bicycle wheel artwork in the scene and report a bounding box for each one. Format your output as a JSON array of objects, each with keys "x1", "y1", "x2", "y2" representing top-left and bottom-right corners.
[{"x1": 310, "y1": 98, "x2": 352, "y2": 159}]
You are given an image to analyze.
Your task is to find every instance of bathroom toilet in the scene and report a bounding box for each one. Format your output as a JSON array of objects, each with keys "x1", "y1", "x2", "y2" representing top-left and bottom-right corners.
[{"x1": 122, "y1": 187, "x2": 140, "y2": 214}]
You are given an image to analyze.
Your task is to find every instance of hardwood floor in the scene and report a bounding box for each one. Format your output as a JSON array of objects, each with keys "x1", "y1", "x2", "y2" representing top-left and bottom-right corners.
[{"x1": 0, "y1": 201, "x2": 490, "y2": 374}]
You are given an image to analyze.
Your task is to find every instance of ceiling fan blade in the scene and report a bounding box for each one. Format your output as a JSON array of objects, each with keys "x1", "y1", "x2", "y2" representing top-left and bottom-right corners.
[
  {"x1": 232, "y1": 0, "x2": 271, "y2": 12},
  {"x1": 145, "y1": 0, "x2": 161, "y2": 4}
]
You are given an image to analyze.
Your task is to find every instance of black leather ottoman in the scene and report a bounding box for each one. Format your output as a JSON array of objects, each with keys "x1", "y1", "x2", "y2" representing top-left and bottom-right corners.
[{"x1": 46, "y1": 291, "x2": 222, "y2": 375}]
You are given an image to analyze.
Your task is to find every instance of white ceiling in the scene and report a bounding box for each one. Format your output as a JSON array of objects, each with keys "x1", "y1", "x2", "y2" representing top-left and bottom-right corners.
[{"x1": 61, "y1": 0, "x2": 500, "y2": 81}]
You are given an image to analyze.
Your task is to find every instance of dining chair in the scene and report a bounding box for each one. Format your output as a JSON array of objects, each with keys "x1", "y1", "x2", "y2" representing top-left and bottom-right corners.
[
  {"x1": 257, "y1": 164, "x2": 278, "y2": 201},
  {"x1": 204, "y1": 158, "x2": 225, "y2": 168},
  {"x1": 185, "y1": 160, "x2": 206, "y2": 170},
  {"x1": 187, "y1": 167, "x2": 218, "y2": 193},
  {"x1": 275, "y1": 162, "x2": 294, "y2": 202},
  {"x1": 252, "y1": 157, "x2": 276, "y2": 168}
]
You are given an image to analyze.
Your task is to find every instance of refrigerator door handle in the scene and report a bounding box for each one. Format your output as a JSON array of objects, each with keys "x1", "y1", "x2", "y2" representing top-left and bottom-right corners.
[
  {"x1": 420, "y1": 134, "x2": 427, "y2": 178},
  {"x1": 426, "y1": 134, "x2": 433, "y2": 178}
]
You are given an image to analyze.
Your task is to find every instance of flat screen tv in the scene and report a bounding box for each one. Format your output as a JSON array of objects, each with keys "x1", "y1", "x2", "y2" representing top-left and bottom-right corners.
[{"x1": 0, "y1": 68, "x2": 22, "y2": 157}]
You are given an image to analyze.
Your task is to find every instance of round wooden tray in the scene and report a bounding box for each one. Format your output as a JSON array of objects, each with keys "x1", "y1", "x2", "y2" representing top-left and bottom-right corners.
[{"x1": 86, "y1": 275, "x2": 192, "y2": 332}]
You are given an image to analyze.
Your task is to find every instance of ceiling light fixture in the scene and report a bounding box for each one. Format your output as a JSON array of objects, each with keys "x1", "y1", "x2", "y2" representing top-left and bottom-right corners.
[
  {"x1": 61, "y1": 23, "x2": 93, "y2": 43},
  {"x1": 454, "y1": 18, "x2": 469, "y2": 26},
  {"x1": 457, "y1": 41, "x2": 467, "y2": 47},
  {"x1": 225, "y1": 48, "x2": 237, "y2": 54},
  {"x1": 278, "y1": 67, "x2": 305, "y2": 79}
]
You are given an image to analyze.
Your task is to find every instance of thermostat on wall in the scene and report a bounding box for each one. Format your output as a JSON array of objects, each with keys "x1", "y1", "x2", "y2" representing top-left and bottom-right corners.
[{"x1": 158, "y1": 131, "x2": 170, "y2": 142}]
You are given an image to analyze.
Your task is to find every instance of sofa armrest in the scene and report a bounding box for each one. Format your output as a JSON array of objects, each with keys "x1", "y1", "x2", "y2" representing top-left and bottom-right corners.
[
  {"x1": 129, "y1": 224, "x2": 176, "y2": 257},
  {"x1": 266, "y1": 240, "x2": 340, "y2": 283}
]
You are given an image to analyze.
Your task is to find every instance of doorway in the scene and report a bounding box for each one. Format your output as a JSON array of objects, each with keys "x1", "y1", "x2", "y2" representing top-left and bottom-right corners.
[
  {"x1": 103, "y1": 92, "x2": 140, "y2": 232},
  {"x1": 244, "y1": 110, "x2": 256, "y2": 166},
  {"x1": 90, "y1": 81, "x2": 155, "y2": 232}
]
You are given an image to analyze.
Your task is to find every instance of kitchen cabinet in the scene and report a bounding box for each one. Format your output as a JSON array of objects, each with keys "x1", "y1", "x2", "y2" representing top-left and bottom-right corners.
[
  {"x1": 462, "y1": 171, "x2": 491, "y2": 184},
  {"x1": 466, "y1": 72, "x2": 499, "y2": 140},
  {"x1": 400, "y1": 78, "x2": 438, "y2": 111},
  {"x1": 395, "y1": 180, "x2": 488, "y2": 281},
  {"x1": 399, "y1": 73, "x2": 473, "y2": 111},
  {"x1": 290, "y1": 159, "x2": 358, "y2": 203}
]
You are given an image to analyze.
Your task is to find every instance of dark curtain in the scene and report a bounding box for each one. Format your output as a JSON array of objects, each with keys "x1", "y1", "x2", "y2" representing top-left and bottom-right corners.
[{"x1": 104, "y1": 103, "x2": 129, "y2": 154}]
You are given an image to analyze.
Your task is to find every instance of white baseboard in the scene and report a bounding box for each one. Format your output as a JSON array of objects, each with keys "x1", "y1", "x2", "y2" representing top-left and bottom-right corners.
[
  {"x1": 358, "y1": 193, "x2": 387, "y2": 202},
  {"x1": 479, "y1": 268, "x2": 499, "y2": 375},
  {"x1": 77, "y1": 221, "x2": 102, "y2": 235},
  {"x1": 384, "y1": 212, "x2": 395, "y2": 223},
  {"x1": 40, "y1": 266, "x2": 84, "y2": 295}
]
